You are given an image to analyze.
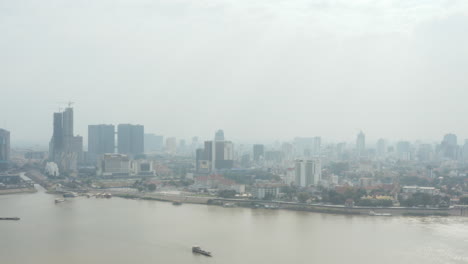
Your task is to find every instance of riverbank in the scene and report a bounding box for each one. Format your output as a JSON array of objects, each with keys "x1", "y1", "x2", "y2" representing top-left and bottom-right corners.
[
  {"x1": 108, "y1": 190, "x2": 466, "y2": 217},
  {"x1": 0, "y1": 188, "x2": 36, "y2": 195},
  {"x1": 19, "y1": 169, "x2": 467, "y2": 217}
]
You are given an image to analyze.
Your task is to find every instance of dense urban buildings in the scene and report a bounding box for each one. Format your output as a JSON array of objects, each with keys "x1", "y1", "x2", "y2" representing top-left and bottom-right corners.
[
  {"x1": 0, "y1": 128, "x2": 10, "y2": 171},
  {"x1": 88, "y1": 124, "x2": 115, "y2": 163},
  {"x1": 117, "y1": 124, "x2": 144, "y2": 157}
]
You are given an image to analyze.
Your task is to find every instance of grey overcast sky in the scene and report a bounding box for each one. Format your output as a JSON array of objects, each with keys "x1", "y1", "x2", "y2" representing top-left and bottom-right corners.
[{"x1": 1, "y1": 0, "x2": 468, "y2": 146}]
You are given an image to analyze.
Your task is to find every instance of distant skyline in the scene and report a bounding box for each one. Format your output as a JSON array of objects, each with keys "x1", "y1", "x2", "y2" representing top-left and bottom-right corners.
[{"x1": 2, "y1": 0, "x2": 468, "y2": 145}]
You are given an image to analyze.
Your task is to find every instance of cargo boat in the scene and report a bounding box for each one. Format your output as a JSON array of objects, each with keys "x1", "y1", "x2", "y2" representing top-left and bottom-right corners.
[
  {"x1": 192, "y1": 246, "x2": 212, "y2": 257},
  {"x1": 0, "y1": 217, "x2": 20, "y2": 221}
]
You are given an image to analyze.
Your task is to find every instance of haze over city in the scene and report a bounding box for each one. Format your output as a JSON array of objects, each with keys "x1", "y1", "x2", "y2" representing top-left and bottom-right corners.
[
  {"x1": 3, "y1": 1, "x2": 468, "y2": 264},
  {"x1": 2, "y1": 0, "x2": 468, "y2": 144}
]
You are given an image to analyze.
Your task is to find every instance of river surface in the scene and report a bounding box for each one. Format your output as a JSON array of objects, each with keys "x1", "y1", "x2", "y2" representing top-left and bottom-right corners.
[{"x1": 1, "y1": 185, "x2": 467, "y2": 264}]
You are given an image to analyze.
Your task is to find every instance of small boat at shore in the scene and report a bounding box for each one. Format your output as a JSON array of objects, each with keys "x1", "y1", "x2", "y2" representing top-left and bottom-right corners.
[
  {"x1": 172, "y1": 201, "x2": 182, "y2": 205},
  {"x1": 192, "y1": 246, "x2": 212, "y2": 257},
  {"x1": 369, "y1": 210, "x2": 392, "y2": 216},
  {"x1": 0, "y1": 217, "x2": 20, "y2": 221},
  {"x1": 55, "y1": 198, "x2": 65, "y2": 204}
]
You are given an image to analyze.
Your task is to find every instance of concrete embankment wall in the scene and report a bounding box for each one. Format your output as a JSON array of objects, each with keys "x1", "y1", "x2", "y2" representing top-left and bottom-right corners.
[
  {"x1": 111, "y1": 192, "x2": 211, "y2": 204},
  {"x1": 212, "y1": 199, "x2": 461, "y2": 216}
]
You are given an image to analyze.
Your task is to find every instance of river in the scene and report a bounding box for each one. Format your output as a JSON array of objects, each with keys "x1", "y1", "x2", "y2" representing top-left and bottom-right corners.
[{"x1": 1, "y1": 184, "x2": 467, "y2": 264}]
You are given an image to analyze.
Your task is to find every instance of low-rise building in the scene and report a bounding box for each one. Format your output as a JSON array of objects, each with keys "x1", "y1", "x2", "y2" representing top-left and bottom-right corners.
[
  {"x1": 45, "y1": 162, "x2": 60, "y2": 177},
  {"x1": 193, "y1": 174, "x2": 245, "y2": 193},
  {"x1": 402, "y1": 186, "x2": 438, "y2": 196},
  {"x1": 130, "y1": 160, "x2": 155, "y2": 176},
  {"x1": 97, "y1": 154, "x2": 130, "y2": 176},
  {"x1": 251, "y1": 183, "x2": 284, "y2": 199}
]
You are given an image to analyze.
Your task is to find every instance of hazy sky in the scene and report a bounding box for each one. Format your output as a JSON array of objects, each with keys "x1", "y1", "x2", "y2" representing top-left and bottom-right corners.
[{"x1": 1, "y1": 0, "x2": 468, "y2": 146}]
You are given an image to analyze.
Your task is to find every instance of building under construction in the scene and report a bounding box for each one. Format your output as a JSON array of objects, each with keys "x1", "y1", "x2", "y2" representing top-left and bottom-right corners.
[{"x1": 49, "y1": 105, "x2": 83, "y2": 176}]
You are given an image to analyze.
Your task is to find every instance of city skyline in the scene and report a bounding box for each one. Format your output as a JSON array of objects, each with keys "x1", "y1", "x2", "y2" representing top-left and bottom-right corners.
[{"x1": 3, "y1": 111, "x2": 468, "y2": 148}]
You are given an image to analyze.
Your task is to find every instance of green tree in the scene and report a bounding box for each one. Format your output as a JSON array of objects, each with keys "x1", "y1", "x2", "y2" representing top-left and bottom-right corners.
[
  {"x1": 329, "y1": 162, "x2": 349, "y2": 175},
  {"x1": 263, "y1": 192, "x2": 275, "y2": 200},
  {"x1": 459, "y1": 196, "x2": 468, "y2": 205},
  {"x1": 281, "y1": 186, "x2": 297, "y2": 200},
  {"x1": 297, "y1": 192, "x2": 311, "y2": 203},
  {"x1": 147, "y1": 183, "x2": 156, "y2": 192},
  {"x1": 218, "y1": 190, "x2": 236, "y2": 198}
]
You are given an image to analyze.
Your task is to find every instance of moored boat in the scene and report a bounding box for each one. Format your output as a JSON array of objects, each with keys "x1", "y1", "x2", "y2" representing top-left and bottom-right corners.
[
  {"x1": 369, "y1": 210, "x2": 392, "y2": 216},
  {"x1": 63, "y1": 192, "x2": 78, "y2": 198},
  {"x1": 172, "y1": 201, "x2": 182, "y2": 205}
]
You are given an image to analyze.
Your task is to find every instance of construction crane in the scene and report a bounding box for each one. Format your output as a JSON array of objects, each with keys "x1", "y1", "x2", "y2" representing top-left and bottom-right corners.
[{"x1": 57, "y1": 101, "x2": 75, "y2": 109}]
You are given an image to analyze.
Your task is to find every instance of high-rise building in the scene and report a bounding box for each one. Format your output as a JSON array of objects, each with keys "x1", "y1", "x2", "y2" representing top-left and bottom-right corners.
[
  {"x1": 265, "y1": 151, "x2": 283, "y2": 163},
  {"x1": 294, "y1": 137, "x2": 321, "y2": 157},
  {"x1": 418, "y1": 144, "x2": 434, "y2": 161},
  {"x1": 49, "y1": 107, "x2": 82, "y2": 175},
  {"x1": 191, "y1": 137, "x2": 199, "y2": 152},
  {"x1": 204, "y1": 141, "x2": 213, "y2": 162},
  {"x1": 144, "y1": 134, "x2": 164, "y2": 152},
  {"x1": 195, "y1": 148, "x2": 204, "y2": 172},
  {"x1": 356, "y1": 131, "x2": 366, "y2": 157},
  {"x1": 397, "y1": 141, "x2": 411, "y2": 160},
  {"x1": 440, "y1": 133, "x2": 458, "y2": 160},
  {"x1": 179, "y1": 139, "x2": 187, "y2": 153},
  {"x1": 313, "y1": 137, "x2": 321, "y2": 157},
  {"x1": 443, "y1": 134, "x2": 457, "y2": 146},
  {"x1": 295, "y1": 159, "x2": 321, "y2": 187},
  {"x1": 117, "y1": 124, "x2": 144, "y2": 157},
  {"x1": 253, "y1": 144, "x2": 264, "y2": 162},
  {"x1": 462, "y1": 140, "x2": 468, "y2": 163},
  {"x1": 62, "y1": 107, "x2": 73, "y2": 139},
  {"x1": 0, "y1": 129, "x2": 10, "y2": 171},
  {"x1": 165, "y1": 137, "x2": 177, "y2": 155},
  {"x1": 376, "y1": 138, "x2": 386, "y2": 157},
  {"x1": 88, "y1": 125, "x2": 115, "y2": 162},
  {"x1": 215, "y1": 129, "x2": 225, "y2": 141},
  {"x1": 214, "y1": 141, "x2": 234, "y2": 169},
  {"x1": 51, "y1": 112, "x2": 63, "y2": 161},
  {"x1": 199, "y1": 140, "x2": 234, "y2": 171}
]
